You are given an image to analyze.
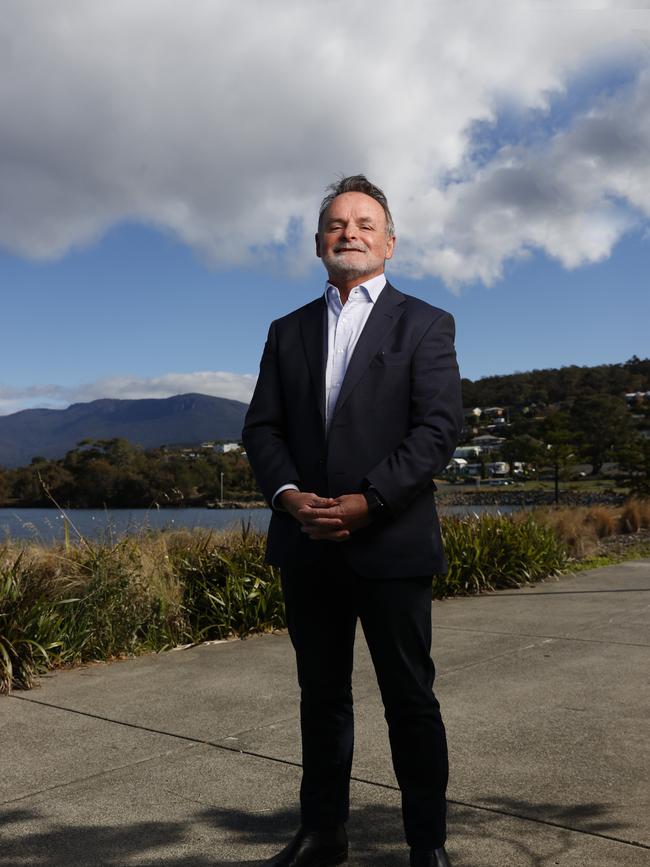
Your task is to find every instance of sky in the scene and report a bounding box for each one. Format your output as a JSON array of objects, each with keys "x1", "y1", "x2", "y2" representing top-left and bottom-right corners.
[{"x1": 1, "y1": 1, "x2": 649, "y2": 416}]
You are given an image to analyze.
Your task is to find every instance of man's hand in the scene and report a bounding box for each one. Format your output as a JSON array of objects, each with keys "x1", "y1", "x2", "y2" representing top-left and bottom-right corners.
[
  {"x1": 278, "y1": 491, "x2": 336, "y2": 523},
  {"x1": 299, "y1": 493, "x2": 371, "y2": 542}
]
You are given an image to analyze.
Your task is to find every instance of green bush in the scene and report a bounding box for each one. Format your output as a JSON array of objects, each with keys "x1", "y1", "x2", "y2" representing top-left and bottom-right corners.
[
  {"x1": 58, "y1": 544, "x2": 184, "y2": 663},
  {"x1": 172, "y1": 525, "x2": 284, "y2": 641},
  {"x1": 0, "y1": 548, "x2": 66, "y2": 692},
  {"x1": 437, "y1": 513, "x2": 568, "y2": 596}
]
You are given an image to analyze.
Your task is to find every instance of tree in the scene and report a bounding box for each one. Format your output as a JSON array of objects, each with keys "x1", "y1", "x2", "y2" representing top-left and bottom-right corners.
[
  {"x1": 501, "y1": 434, "x2": 543, "y2": 478},
  {"x1": 617, "y1": 436, "x2": 650, "y2": 496},
  {"x1": 570, "y1": 394, "x2": 635, "y2": 475},
  {"x1": 539, "y1": 411, "x2": 576, "y2": 503},
  {"x1": 0, "y1": 468, "x2": 10, "y2": 505}
]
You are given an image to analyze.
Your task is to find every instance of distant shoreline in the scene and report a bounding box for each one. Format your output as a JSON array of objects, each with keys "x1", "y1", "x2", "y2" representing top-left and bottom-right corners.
[{"x1": 0, "y1": 488, "x2": 627, "y2": 510}]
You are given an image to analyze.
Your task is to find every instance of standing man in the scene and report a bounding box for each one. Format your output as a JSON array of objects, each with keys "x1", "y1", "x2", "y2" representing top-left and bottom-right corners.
[{"x1": 242, "y1": 175, "x2": 463, "y2": 867}]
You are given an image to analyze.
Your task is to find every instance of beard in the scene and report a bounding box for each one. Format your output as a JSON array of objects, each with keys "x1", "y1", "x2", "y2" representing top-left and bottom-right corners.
[{"x1": 321, "y1": 244, "x2": 385, "y2": 282}]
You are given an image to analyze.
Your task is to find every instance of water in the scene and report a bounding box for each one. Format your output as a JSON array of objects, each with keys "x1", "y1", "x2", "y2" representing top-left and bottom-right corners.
[{"x1": 0, "y1": 504, "x2": 519, "y2": 543}]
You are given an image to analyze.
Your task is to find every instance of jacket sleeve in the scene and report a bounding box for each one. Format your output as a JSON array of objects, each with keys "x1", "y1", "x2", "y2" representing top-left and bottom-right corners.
[
  {"x1": 364, "y1": 311, "x2": 463, "y2": 515},
  {"x1": 241, "y1": 320, "x2": 301, "y2": 507}
]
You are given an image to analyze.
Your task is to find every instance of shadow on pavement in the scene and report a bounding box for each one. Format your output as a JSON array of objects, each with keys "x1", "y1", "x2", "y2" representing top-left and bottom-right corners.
[
  {"x1": 0, "y1": 796, "x2": 635, "y2": 866},
  {"x1": 448, "y1": 797, "x2": 633, "y2": 867}
]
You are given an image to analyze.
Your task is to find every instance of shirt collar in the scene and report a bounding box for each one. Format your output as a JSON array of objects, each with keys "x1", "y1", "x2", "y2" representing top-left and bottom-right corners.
[{"x1": 324, "y1": 273, "x2": 387, "y2": 308}]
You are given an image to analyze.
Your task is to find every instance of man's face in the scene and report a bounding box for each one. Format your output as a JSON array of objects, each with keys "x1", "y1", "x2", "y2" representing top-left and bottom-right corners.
[{"x1": 316, "y1": 191, "x2": 395, "y2": 284}]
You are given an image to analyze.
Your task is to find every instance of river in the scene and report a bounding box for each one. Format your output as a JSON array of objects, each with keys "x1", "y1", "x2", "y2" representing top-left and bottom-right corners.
[{"x1": 0, "y1": 504, "x2": 518, "y2": 543}]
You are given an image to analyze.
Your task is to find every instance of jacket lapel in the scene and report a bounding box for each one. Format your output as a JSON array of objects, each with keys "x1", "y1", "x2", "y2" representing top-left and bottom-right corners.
[
  {"x1": 299, "y1": 297, "x2": 327, "y2": 426},
  {"x1": 331, "y1": 281, "x2": 406, "y2": 422}
]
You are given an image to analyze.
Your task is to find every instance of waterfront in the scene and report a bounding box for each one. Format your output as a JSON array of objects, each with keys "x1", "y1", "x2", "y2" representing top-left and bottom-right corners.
[{"x1": 0, "y1": 504, "x2": 518, "y2": 542}]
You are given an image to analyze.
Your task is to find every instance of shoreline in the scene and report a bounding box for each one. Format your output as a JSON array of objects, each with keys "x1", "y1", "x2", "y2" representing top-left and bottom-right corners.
[
  {"x1": 0, "y1": 488, "x2": 628, "y2": 510},
  {"x1": 435, "y1": 487, "x2": 626, "y2": 508}
]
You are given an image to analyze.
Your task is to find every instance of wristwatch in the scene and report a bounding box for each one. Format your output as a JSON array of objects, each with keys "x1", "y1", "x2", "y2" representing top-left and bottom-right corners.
[{"x1": 363, "y1": 487, "x2": 388, "y2": 522}]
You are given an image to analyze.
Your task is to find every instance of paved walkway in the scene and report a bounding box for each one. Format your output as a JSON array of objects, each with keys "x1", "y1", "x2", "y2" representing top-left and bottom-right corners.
[{"x1": 2, "y1": 560, "x2": 649, "y2": 866}]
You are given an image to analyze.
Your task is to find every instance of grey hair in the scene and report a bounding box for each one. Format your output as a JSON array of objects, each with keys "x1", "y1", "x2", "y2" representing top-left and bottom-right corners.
[{"x1": 318, "y1": 174, "x2": 395, "y2": 237}]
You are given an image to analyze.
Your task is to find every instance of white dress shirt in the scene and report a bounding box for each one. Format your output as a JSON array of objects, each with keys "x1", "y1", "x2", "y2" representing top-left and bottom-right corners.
[{"x1": 272, "y1": 273, "x2": 387, "y2": 508}]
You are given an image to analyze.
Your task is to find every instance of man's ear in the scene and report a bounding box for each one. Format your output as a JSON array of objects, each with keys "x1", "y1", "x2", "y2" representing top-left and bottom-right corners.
[
  {"x1": 385, "y1": 234, "x2": 396, "y2": 261},
  {"x1": 315, "y1": 232, "x2": 322, "y2": 259}
]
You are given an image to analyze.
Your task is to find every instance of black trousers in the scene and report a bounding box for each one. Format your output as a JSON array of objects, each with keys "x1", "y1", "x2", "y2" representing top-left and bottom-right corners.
[{"x1": 281, "y1": 550, "x2": 448, "y2": 849}]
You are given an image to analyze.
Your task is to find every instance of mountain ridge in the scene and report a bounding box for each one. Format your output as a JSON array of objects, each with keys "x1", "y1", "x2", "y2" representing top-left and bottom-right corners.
[{"x1": 0, "y1": 393, "x2": 248, "y2": 468}]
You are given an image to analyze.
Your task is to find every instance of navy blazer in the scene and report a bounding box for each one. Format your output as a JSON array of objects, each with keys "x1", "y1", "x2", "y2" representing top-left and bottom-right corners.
[{"x1": 242, "y1": 281, "x2": 463, "y2": 578}]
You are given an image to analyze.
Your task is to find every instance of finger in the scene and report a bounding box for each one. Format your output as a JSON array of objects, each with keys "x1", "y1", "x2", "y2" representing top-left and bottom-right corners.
[
  {"x1": 302, "y1": 517, "x2": 345, "y2": 528},
  {"x1": 300, "y1": 523, "x2": 345, "y2": 537},
  {"x1": 301, "y1": 523, "x2": 349, "y2": 536},
  {"x1": 304, "y1": 529, "x2": 350, "y2": 541},
  {"x1": 306, "y1": 507, "x2": 343, "y2": 520},
  {"x1": 308, "y1": 496, "x2": 337, "y2": 507}
]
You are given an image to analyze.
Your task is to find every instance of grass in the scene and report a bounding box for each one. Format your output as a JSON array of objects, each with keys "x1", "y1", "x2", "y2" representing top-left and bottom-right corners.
[
  {"x1": 438, "y1": 512, "x2": 568, "y2": 595},
  {"x1": 435, "y1": 478, "x2": 629, "y2": 495},
  {"x1": 2, "y1": 499, "x2": 649, "y2": 694},
  {"x1": 532, "y1": 498, "x2": 650, "y2": 559}
]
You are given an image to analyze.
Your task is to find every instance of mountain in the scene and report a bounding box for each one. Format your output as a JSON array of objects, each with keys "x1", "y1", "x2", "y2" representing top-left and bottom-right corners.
[{"x1": 0, "y1": 393, "x2": 248, "y2": 468}]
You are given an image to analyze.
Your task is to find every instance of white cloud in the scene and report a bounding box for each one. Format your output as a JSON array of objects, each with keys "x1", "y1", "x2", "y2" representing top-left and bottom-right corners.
[
  {"x1": 1, "y1": 1, "x2": 649, "y2": 285},
  {"x1": 0, "y1": 372, "x2": 256, "y2": 416}
]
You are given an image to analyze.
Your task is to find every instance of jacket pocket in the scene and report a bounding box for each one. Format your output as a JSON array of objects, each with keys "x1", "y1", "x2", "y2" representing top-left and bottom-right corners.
[{"x1": 370, "y1": 350, "x2": 411, "y2": 367}]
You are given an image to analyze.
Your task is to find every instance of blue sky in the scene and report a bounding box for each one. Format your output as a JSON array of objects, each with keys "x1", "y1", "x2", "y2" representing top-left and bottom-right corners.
[
  {"x1": 1, "y1": 221, "x2": 648, "y2": 404},
  {"x1": 1, "y1": 3, "x2": 649, "y2": 415}
]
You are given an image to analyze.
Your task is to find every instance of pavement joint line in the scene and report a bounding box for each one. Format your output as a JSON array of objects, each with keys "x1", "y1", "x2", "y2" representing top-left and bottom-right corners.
[
  {"x1": 433, "y1": 624, "x2": 650, "y2": 649},
  {"x1": 8, "y1": 694, "x2": 649, "y2": 852},
  {"x1": 466, "y1": 588, "x2": 650, "y2": 596},
  {"x1": 437, "y1": 639, "x2": 561, "y2": 679},
  {"x1": 0, "y1": 742, "x2": 198, "y2": 808},
  {"x1": 443, "y1": 797, "x2": 650, "y2": 852},
  {"x1": 221, "y1": 715, "x2": 300, "y2": 741}
]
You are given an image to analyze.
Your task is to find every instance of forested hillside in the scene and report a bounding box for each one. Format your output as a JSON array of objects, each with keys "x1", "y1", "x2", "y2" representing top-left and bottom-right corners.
[{"x1": 461, "y1": 356, "x2": 650, "y2": 408}]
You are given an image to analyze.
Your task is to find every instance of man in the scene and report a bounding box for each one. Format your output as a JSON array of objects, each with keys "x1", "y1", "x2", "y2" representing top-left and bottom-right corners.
[{"x1": 242, "y1": 175, "x2": 463, "y2": 867}]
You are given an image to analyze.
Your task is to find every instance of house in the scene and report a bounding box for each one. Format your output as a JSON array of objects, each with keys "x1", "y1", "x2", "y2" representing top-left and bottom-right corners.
[
  {"x1": 453, "y1": 446, "x2": 484, "y2": 460},
  {"x1": 469, "y1": 434, "x2": 506, "y2": 450},
  {"x1": 216, "y1": 442, "x2": 242, "y2": 454}
]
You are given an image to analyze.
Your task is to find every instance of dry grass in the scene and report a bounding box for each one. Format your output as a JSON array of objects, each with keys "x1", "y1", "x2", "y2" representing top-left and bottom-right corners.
[
  {"x1": 533, "y1": 497, "x2": 650, "y2": 558},
  {"x1": 620, "y1": 498, "x2": 650, "y2": 533},
  {"x1": 536, "y1": 507, "x2": 600, "y2": 559}
]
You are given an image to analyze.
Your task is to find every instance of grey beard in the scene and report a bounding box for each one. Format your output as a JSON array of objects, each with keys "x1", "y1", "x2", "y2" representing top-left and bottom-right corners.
[{"x1": 322, "y1": 252, "x2": 383, "y2": 281}]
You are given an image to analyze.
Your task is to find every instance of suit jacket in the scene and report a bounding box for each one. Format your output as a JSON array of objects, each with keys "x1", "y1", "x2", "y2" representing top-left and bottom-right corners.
[{"x1": 242, "y1": 280, "x2": 463, "y2": 578}]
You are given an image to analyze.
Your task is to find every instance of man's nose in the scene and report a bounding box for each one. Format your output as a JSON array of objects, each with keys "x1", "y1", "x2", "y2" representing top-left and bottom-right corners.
[{"x1": 341, "y1": 222, "x2": 358, "y2": 240}]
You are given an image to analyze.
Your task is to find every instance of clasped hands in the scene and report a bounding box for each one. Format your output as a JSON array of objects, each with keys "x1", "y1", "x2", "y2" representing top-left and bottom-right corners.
[{"x1": 279, "y1": 490, "x2": 371, "y2": 542}]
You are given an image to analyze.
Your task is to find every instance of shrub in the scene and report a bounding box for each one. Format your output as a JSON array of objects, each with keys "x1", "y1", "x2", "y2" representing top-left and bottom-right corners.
[
  {"x1": 171, "y1": 524, "x2": 284, "y2": 640},
  {"x1": 438, "y1": 513, "x2": 568, "y2": 596},
  {"x1": 0, "y1": 548, "x2": 66, "y2": 692}
]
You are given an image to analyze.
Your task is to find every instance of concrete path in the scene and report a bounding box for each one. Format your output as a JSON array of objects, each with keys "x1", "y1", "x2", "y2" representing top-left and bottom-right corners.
[{"x1": 2, "y1": 560, "x2": 649, "y2": 866}]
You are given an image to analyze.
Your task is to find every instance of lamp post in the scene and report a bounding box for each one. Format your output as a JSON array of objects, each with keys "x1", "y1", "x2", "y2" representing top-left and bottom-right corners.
[{"x1": 220, "y1": 472, "x2": 224, "y2": 505}]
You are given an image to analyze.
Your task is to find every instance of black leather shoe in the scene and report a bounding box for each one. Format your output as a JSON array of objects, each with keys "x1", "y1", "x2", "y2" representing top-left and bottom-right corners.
[
  {"x1": 263, "y1": 825, "x2": 348, "y2": 866},
  {"x1": 410, "y1": 847, "x2": 452, "y2": 867}
]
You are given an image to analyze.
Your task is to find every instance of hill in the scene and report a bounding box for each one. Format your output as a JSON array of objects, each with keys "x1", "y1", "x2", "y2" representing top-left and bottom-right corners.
[
  {"x1": 461, "y1": 356, "x2": 650, "y2": 408},
  {"x1": 0, "y1": 393, "x2": 248, "y2": 468}
]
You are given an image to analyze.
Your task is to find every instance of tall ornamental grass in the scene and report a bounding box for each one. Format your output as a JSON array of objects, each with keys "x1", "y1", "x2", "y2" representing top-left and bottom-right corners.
[
  {"x1": 2, "y1": 501, "x2": 649, "y2": 694},
  {"x1": 439, "y1": 513, "x2": 568, "y2": 596}
]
